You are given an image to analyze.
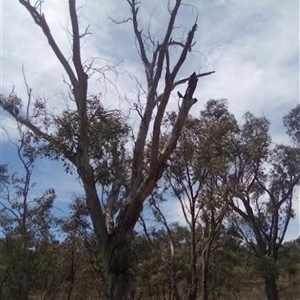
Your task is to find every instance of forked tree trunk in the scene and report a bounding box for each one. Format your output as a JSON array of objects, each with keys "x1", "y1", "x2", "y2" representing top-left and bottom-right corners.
[
  {"x1": 107, "y1": 272, "x2": 130, "y2": 300},
  {"x1": 105, "y1": 235, "x2": 132, "y2": 300}
]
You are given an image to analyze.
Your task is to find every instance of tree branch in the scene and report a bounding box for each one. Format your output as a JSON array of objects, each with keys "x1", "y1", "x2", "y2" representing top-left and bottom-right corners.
[
  {"x1": 69, "y1": 0, "x2": 87, "y2": 96},
  {"x1": 150, "y1": 21, "x2": 199, "y2": 169},
  {"x1": 129, "y1": 0, "x2": 182, "y2": 198},
  {"x1": 173, "y1": 71, "x2": 215, "y2": 91},
  {"x1": 18, "y1": 0, "x2": 78, "y2": 88},
  {"x1": 127, "y1": 0, "x2": 150, "y2": 75}
]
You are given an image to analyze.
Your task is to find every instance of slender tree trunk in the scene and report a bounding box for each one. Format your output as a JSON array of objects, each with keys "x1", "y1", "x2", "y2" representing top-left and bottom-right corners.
[
  {"x1": 67, "y1": 243, "x2": 75, "y2": 300},
  {"x1": 201, "y1": 249, "x2": 210, "y2": 300},
  {"x1": 189, "y1": 222, "x2": 197, "y2": 300},
  {"x1": 20, "y1": 239, "x2": 29, "y2": 300},
  {"x1": 170, "y1": 252, "x2": 180, "y2": 300},
  {"x1": 264, "y1": 275, "x2": 278, "y2": 300}
]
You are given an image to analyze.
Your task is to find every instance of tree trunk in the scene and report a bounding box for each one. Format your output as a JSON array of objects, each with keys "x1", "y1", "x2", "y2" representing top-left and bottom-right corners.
[
  {"x1": 189, "y1": 222, "x2": 197, "y2": 300},
  {"x1": 107, "y1": 272, "x2": 130, "y2": 300},
  {"x1": 201, "y1": 249, "x2": 210, "y2": 300},
  {"x1": 169, "y1": 246, "x2": 180, "y2": 300},
  {"x1": 20, "y1": 241, "x2": 29, "y2": 300},
  {"x1": 105, "y1": 234, "x2": 132, "y2": 300},
  {"x1": 264, "y1": 275, "x2": 278, "y2": 300}
]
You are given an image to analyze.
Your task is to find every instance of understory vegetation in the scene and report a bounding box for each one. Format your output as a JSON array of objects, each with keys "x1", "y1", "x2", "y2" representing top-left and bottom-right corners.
[{"x1": 1, "y1": 101, "x2": 299, "y2": 300}]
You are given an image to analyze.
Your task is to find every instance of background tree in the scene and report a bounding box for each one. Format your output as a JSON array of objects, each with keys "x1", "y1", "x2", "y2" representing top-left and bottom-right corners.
[
  {"x1": 283, "y1": 104, "x2": 300, "y2": 145},
  {"x1": 228, "y1": 106, "x2": 300, "y2": 300},
  {"x1": 58, "y1": 197, "x2": 106, "y2": 299},
  {"x1": 0, "y1": 126, "x2": 57, "y2": 300},
  {"x1": 152, "y1": 99, "x2": 238, "y2": 300}
]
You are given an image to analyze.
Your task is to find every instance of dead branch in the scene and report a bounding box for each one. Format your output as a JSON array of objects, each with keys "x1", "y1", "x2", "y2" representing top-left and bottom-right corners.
[
  {"x1": 129, "y1": 0, "x2": 182, "y2": 200},
  {"x1": 79, "y1": 24, "x2": 91, "y2": 39},
  {"x1": 109, "y1": 17, "x2": 132, "y2": 25},
  {"x1": 169, "y1": 39, "x2": 196, "y2": 51},
  {"x1": 22, "y1": 65, "x2": 32, "y2": 119},
  {"x1": 68, "y1": 0, "x2": 88, "y2": 106},
  {"x1": 18, "y1": 0, "x2": 78, "y2": 88},
  {"x1": 173, "y1": 71, "x2": 215, "y2": 90},
  {"x1": 150, "y1": 22, "x2": 198, "y2": 171},
  {"x1": 127, "y1": 0, "x2": 150, "y2": 73}
]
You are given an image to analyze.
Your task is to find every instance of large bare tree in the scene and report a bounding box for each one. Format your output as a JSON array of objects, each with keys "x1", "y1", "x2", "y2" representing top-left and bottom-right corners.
[{"x1": 0, "y1": 0, "x2": 214, "y2": 298}]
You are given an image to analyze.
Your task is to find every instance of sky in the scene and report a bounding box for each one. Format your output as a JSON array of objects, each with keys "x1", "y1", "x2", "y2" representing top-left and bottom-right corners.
[{"x1": 0, "y1": 0, "x2": 299, "y2": 240}]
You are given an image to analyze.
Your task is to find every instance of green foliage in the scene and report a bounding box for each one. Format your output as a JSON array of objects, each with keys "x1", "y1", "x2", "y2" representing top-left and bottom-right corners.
[
  {"x1": 41, "y1": 95, "x2": 130, "y2": 186},
  {"x1": 283, "y1": 104, "x2": 300, "y2": 145},
  {"x1": 1, "y1": 102, "x2": 300, "y2": 299},
  {"x1": 278, "y1": 238, "x2": 300, "y2": 279},
  {"x1": 253, "y1": 255, "x2": 279, "y2": 280}
]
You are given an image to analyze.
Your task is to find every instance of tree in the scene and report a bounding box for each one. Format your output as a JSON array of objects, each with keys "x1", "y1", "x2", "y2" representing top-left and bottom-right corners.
[
  {"x1": 133, "y1": 222, "x2": 192, "y2": 300},
  {"x1": 0, "y1": 127, "x2": 57, "y2": 299},
  {"x1": 228, "y1": 106, "x2": 300, "y2": 300},
  {"x1": 158, "y1": 99, "x2": 238, "y2": 300},
  {"x1": 283, "y1": 104, "x2": 300, "y2": 145},
  {"x1": 58, "y1": 197, "x2": 106, "y2": 299},
  {"x1": 0, "y1": 1, "x2": 214, "y2": 298},
  {"x1": 149, "y1": 202, "x2": 181, "y2": 300}
]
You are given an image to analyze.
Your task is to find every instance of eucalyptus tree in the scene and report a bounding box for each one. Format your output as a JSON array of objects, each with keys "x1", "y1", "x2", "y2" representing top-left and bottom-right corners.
[
  {"x1": 228, "y1": 106, "x2": 300, "y2": 300},
  {"x1": 161, "y1": 99, "x2": 238, "y2": 300},
  {"x1": 133, "y1": 222, "x2": 191, "y2": 300},
  {"x1": 283, "y1": 104, "x2": 300, "y2": 145},
  {"x1": 0, "y1": 0, "x2": 214, "y2": 298},
  {"x1": 0, "y1": 127, "x2": 57, "y2": 300},
  {"x1": 58, "y1": 197, "x2": 106, "y2": 299}
]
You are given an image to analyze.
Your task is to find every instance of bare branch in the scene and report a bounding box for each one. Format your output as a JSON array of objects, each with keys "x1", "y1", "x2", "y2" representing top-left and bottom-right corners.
[
  {"x1": 126, "y1": 0, "x2": 150, "y2": 72},
  {"x1": 138, "y1": 215, "x2": 153, "y2": 244},
  {"x1": 146, "y1": 6, "x2": 158, "y2": 51},
  {"x1": 18, "y1": 0, "x2": 78, "y2": 88},
  {"x1": 171, "y1": 22, "x2": 198, "y2": 78},
  {"x1": 150, "y1": 21, "x2": 198, "y2": 169},
  {"x1": 22, "y1": 65, "x2": 32, "y2": 119},
  {"x1": 129, "y1": 0, "x2": 183, "y2": 197},
  {"x1": 159, "y1": 96, "x2": 198, "y2": 168},
  {"x1": 169, "y1": 39, "x2": 196, "y2": 51},
  {"x1": 173, "y1": 71, "x2": 215, "y2": 90},
  {"x1": 69, "y1": 0, "x2": 85, "y2": 79},
  {"x1": 109, "y1": 16, "x2": 132, "y2": 25},
  {"x1": 79, "y1": 24, "x2": 92, "y2": 39},
  {"x1": 153, "y1": 0, "x2": 181, "y2": 85},
  {"x1": 68, "y1": 0, "x2": 88, "y2": 113}
]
